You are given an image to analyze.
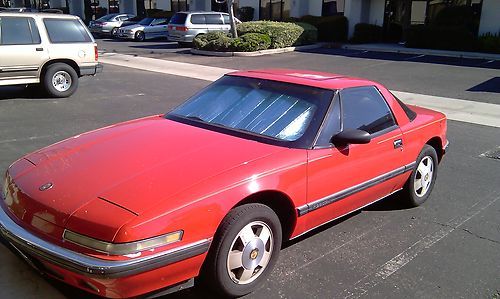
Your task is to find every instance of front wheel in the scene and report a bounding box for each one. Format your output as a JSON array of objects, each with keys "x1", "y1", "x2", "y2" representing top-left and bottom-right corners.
[
  {"x1": 135, "y1": 31, "x2": 145, "y2": 41},
  {"x1": 403, "y1": 144, "x2": 438, "y2": 207},
  {"x1": 43, "y1": 63, "x2": 78, "y2": 98},
  {"x1": 202, "y1": 203, "x2": 282, "y2": 297},
  {"x1": 111, "y1": 27, "x2": 119, "y2": 37}
]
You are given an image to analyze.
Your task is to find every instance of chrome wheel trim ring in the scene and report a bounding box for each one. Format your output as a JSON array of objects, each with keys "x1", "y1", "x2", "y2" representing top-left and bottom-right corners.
[
  {"x1": 226, "y1": 221, "x2": 274, "y2": 285},
  {"x1": 52, "y1": 71, "x2": 72, "y2": 92},
  {"x1": 414, "y1": 156, "x2": 434, "y2": 197}
]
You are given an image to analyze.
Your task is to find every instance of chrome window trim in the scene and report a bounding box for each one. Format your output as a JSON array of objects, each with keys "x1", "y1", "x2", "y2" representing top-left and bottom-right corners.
[
  {"x1": 297, "y1": 162, "x2": 416, "y2": 216},
  {"x1": 0, "y1": 206, "x2": 210, "y2": 278}
]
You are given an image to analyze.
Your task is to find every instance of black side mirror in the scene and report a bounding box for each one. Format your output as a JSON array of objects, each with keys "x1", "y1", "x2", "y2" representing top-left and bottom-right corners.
[{"x1": 331, "y1": 129, "x2": 371, "y2": 145}]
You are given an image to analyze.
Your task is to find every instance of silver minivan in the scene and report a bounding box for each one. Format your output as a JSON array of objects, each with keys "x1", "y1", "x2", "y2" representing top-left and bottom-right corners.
[{"x1": 168, "y1": 11, "x2": 240, "y2": 45}]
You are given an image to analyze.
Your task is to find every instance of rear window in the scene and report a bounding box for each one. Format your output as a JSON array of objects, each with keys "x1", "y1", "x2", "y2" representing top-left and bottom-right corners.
[
  {"x1": 205, "y1": 14, "x2": 223, "y2": 25},
  {"x1": 170, "y1": 13, "x2": 187, "y2": 25},
  {"x1": 43, "y1": 18, "x2": 92, "y2": 43}
]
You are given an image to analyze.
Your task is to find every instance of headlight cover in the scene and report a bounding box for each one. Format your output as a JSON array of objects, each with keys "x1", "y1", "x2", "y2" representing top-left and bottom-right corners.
[{"x1": 63, "y1": 229, "x2": 183, "y2": 255}]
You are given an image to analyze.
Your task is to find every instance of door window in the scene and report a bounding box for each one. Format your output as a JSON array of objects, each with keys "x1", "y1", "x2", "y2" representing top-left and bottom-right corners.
[
  {"x1": 205, "y1": 14, "x2": 223, "y2": 25},
  {"x1": 0, "y1": 17, "x2": 41, "y2": 45},
  {"x1": 340, "y1": 86, "x2": 396, "y2": 134},
  {"x1": 190, "y1": 14, "x2": 206, "y2": 25},
  {"x1": 43, "y1": 19, "x2": 92, "y2": 43},
  {"x1": 151, "y1": 18, "x2": 167, "y2": 26}
]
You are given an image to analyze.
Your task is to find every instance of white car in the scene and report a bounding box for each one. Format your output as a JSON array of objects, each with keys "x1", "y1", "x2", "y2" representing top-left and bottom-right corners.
[{"x1": 117, "y1": 17, "x2": 169, "y2": 41}]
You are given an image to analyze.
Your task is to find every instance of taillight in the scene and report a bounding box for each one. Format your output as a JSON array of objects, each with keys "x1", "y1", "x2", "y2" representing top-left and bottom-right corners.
[
  {"x1": 94, "y1": 45, "x2": 98, "y2": 61},
  {"x1": 177, "y1": 26, "x2": 188, "y2": 31}
]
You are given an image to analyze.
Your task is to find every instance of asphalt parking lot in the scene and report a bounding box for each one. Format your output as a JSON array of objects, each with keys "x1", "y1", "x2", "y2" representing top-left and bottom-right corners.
[{"x1": 1, "y1": 45, "x2": 499, "y2": 299}]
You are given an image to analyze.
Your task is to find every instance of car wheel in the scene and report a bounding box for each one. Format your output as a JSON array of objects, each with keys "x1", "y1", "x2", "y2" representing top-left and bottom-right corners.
[
  {"x1": 403, "y1": 144, "x2": 438, "y2": 207},
  {"x1": 43, "y1": 63, "x2": 78, "y2": 98},
  {"x1": 135, "y1": 31, "x2": 145, "y2": 41},
  {"x1": 202, "y1": 203, "x2": 282, "y2": 297},
  {"x1": 111, "y1": 27, "x2": 119, "y2": 37}
]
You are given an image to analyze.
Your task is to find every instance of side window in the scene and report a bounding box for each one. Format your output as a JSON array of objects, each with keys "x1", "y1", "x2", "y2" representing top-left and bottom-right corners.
[
  {"x1": 190, "y1": 14, "x2": 206, "y2": 24},
  {"x1": 151, "y1": 18, "x2": 167, "y2": 26},
  {"x1": 223, "y1": 15, "x2": 230, "y2": 24},
  {"x1": 43, "y1": 19, "x2": 92, "y2": 43},
  {"x1": 340, "y1": 86, "x2": 396, "y2": 134},
  {"x1": 205, "y1": 14, "x2": 223, "y2": 25},
  {"x1": 0, "y1": 17, "x2": 40, "y2": 45},
  {"x1": 315, "y1": 92, "x2": 341, "y2": 147}
]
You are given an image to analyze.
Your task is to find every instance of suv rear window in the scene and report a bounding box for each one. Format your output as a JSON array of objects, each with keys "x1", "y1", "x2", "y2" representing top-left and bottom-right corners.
[
  {"x1": 43, "y1": 18, "x2": 92, "y2": 43},
  {"x1": 205, "y1": 14, "x2": 223, "y2": 25},
  {"x1": 170, "y1": 13, "x2": 187, "y2": 24},
  {"x1": 190, "y1": 14, "x2": 205, "y2": 24}
]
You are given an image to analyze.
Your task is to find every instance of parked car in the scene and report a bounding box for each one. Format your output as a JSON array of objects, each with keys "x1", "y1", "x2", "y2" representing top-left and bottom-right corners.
[
  {"x1": 117, "y1": 17, "x2": 170, "y2": 41},
  {"x1": 168, "y1": 11, "x2": 241, "y2": 46},
  {"x1": 0, "y1": 69, "x2": 448, "y2": 298},
  {"x1": 113, "y1": 16, "x2": 142, "y2": 36},
  {"x1": 0, "y1": 12, "x2": 102, "y2": 97},
  {"x1": 88, "y1": 13, "x2": 135, "y2": 37}
]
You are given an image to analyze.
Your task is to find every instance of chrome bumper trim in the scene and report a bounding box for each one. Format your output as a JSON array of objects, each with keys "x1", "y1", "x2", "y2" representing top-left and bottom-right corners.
[
  {"x1": 0, "y1": 206, "x2": 210, "y2": 278},
  {"x1": 443, "y1": 140, "x2": 450, "y2": 153}
]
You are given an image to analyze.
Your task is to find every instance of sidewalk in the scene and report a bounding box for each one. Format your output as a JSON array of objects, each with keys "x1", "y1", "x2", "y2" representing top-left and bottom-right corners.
[{"x1": 342, "y1": 43, "x2": 500, "y2": 61}]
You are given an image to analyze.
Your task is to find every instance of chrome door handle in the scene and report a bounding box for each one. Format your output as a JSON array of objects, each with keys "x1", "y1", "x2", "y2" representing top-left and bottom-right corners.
[{"x1": 393, "y1": 139, "x2": 403, "y2": 149}]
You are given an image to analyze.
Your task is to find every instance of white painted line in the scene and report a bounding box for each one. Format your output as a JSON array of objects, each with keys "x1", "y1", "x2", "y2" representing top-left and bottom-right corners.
[
  {"x1": 100, "y1": 53, "x2": 234, "y2": 82},
  {"x1": 100, "y1": 53, "x2": 500, "y2": 128},
  {"x1": 340, "y1": 193, "x2": 500, "y2": 299}
]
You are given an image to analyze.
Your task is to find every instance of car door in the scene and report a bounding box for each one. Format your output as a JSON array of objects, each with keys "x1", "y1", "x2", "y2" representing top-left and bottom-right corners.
[
  {"x1": 0, "y1": 16, "x2": 48, "y2": 83},
  {"x1": 145, "y1": 18, "x2": 168, "y2": 39},
  {"x1": 302, "y1": 86, "x2": 408, "y2": 229}
]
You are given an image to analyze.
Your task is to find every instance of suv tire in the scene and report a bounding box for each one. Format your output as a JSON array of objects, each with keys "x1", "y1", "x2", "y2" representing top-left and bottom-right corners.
[{"x1": 43, "y1": 63, "x2": 79, "y2": 98}]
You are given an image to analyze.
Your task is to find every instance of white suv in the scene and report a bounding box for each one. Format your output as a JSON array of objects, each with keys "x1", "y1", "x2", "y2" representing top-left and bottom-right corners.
[{"x1": 0, "y1": 13, "x2": 102, "y2": 97}]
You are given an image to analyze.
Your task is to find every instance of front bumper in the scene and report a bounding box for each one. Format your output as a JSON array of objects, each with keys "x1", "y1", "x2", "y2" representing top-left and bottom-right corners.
[
  {"x1": 117, "y1": 31, "x2": 136, "y2": 39},
  {"x1": 0, "y1": 205, "x2": 210, "y2": 279}
]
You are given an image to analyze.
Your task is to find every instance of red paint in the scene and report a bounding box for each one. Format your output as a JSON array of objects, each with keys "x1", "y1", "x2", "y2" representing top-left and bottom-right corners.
[{"x1": 3, "y1": 70, "x2": 447, "y2": 297}]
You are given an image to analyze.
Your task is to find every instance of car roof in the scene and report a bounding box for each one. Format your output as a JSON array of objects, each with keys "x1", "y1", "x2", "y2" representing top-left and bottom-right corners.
[
  {"x1": 0, "y1": 12, "x2": 79, "y2": 19},
  {"x1": 228, "y1": 69, "x2": 379, "y2": 90},
  {"x1": 177, "y1": 11, "x2": 226, "y2": 14}
]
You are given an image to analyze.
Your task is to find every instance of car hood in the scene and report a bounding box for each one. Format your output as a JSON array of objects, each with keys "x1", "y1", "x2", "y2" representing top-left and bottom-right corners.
[
  {"x1": 121, "y1": 24, "x2": 144, "y2": 31},
  {"x1": 8, "y1": 116, "x2": 286, "y2": 230}
]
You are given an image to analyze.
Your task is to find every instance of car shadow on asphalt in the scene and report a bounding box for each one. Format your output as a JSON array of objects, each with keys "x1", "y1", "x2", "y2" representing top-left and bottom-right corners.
[
  {"x1": 0, "y1": 86, "x2": 49, "y2": 100},
  {"x1": 298, "y1": 47, "x2": 500, "y2": 70}
]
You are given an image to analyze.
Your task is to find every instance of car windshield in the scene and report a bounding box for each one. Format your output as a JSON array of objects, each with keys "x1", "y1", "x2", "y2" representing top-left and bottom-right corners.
[
  {"x1": 138, "y1": 17, "x2": 154, "y2": 25},
  {"x1": 97, "y1": 14, "x2": 118, "y2": 21},
  {"x1": 168, "y1": 76, "x2": 333, "y2": 144}
]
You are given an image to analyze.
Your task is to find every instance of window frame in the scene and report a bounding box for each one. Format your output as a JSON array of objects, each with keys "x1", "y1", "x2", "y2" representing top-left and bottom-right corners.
[{"x1": 0, "y1": 16, "x2": 41, "y2": 46}]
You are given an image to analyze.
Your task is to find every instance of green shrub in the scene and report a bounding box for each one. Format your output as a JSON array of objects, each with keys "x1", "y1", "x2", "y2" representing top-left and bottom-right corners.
[
  {"x1": 149, "y1": 10, "x2": 175, "y2": 18},
  {"x1": 231, "y1": 33, "x2": 271, "y2": 52},
  {"x1": 298, "y1": 15, "x2": 348, "y2": 41},
  {"x1": 478, "y1": 33, "x2": 500, "y2": 54},
  {"x1": 432, "y1": 5, "x2": 478, "y2": 36},
  {"x1": 237, "y1": 21, "x2": 309, "y2": 48},
  {"x1": 405, "y1": 25, "x2": 477, "y2": 51},
  {"x1": 295, "y1": 22, "x2": 318, "y2": 45},
  {"x1": 237, "y1": 6, "x2": 255, "y2": 22},
  {"x1": 193, "y1": 31, "x2": 233, "y2": 52},
  {"x1": 350, "y1": 23, "x2": 383, "y2": 43}
]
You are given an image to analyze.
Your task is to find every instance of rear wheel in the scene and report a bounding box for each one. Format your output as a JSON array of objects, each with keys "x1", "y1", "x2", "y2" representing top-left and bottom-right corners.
[
  {"x1": 403, "y1": 145, "x2": 438, "y2": 207},
  {"x1": 202, "y1": 203, "x2": 282, "y2": 297},
  {"x1": 111, "y1": 27, "x2": 119, "y2": 37},
  {"x1": 43, "y1": 63, "x2": 78, "y2": 98}
]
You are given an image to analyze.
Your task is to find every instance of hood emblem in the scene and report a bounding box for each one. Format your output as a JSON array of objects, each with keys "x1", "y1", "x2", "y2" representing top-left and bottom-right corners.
[{"x1": 39, "y1": 183, "x2": 53, "y2": 191}]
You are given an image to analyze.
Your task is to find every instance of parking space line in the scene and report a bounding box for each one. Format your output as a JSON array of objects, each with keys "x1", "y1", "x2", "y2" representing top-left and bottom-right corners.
[
  {"x1": 100, "y1": 53, "x2": 500, "y2": 128},
  {"x1": 339, "y1": 193, "x2": 500, "y2": 299}
]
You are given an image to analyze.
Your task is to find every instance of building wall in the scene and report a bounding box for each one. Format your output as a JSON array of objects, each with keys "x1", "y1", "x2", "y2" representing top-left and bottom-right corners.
[
  {"x1": 479, "y1": 0, "x2": 500, "y2": 35},
  {"x1": 120, "y1": 0, "x2": 137, "y2": 14},
  {"x1": 239, "y1": 0, "x2": 258, "y2": 20},
  {"x1": 368, "y1": 0, "x2": 384, "y2": 26},
  {"x1": 308, "y1": 0, "x2": 322, "y2": 16}
]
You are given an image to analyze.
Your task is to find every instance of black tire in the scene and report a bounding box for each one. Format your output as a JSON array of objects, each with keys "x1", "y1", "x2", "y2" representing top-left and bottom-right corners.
[
  {"x1": 202, "y1": 203, "x2": 282, "y2": 297},
  {"x1": 178, "y1": 41, "x2": 192, "y2": 47},
  {"x1": 43, "y1": 63, "x2": 78, "y2": 98},
  {"x1": 111, "y1": 27, "x2": 119, "y2": 37},
  {"x1": 403, "y1": 144, "x2": 438, "y2": 207},
  {"x1": 135, "y1": 31, "x2": 145, "y2": 41}
]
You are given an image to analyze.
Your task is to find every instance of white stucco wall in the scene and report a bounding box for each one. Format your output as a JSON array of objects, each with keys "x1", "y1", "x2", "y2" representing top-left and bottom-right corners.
[
  {"x1": 479, "y1": 0, "x2": 500, "y2": 35},
  {"x1": 49, "y1": 0, "x2": 65, "y2": 7},
  {"x1": 156, "y1": 0, "x2": 171, "y2": 10},
  {"x1": 308, "y1": 0, "x2": 322, "y2": 16},
  {"x1": 368, "y1": 0, "x2": 384, "y2": 26}
]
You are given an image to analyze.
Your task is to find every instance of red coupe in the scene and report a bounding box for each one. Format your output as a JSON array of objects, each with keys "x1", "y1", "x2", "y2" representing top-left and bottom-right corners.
[{"x1": 1, "y1": 69, "x2": 448, "y2": 298}]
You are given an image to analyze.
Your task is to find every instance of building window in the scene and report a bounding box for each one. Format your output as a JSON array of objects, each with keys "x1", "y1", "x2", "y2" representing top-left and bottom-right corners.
[
  {"x1": 259, "y1": 0, "x2": 290, "y2": 21},
  {"x1": 322, "y1": 0, "x2": 344, "y2": 16},
  {"x1": 171, "y1": 0, "x2": 188, "y2": 12},
  {"x1": 144, "y1": 0, "x2": 158, "y2": 9},
  {"x1": 212, "y1": 0, "x2": 239, "y2": 13}
]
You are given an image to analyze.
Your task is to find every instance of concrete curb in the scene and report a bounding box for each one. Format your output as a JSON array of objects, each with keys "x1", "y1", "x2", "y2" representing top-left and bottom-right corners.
[
  {"x1": 190, "y1": 43, "x2": 322, "y2": 57},
  {"x1": 342, "y1": 44, "x2": 500, "y2": 61}
]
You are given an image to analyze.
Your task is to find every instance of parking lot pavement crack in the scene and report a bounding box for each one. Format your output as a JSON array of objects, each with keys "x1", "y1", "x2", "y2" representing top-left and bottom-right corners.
[
  {"x1": 428, "y1": 220, "x2": 500, "y2": 246},
  {"x1": 338, "y1": 193, "x2": 500, "y2": 299}
]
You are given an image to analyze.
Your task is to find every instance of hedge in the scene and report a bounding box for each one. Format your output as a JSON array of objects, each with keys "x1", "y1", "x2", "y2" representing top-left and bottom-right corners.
[
  {"x1": 350, "y1": 23, "x2": 383, "y2": 43},
  {"x1": 405, "y1": 25, "x2": 477, "y2": 51},
  {"x1": 237, "y1": 21, "x2": 313, "y2": 49},
  {"x1": 237, "y1": 6, "x2": 255, "y2": 22},
  {"x1": 232, "y1": 33, "x2": 272, "y2": 52},
  {"x1": 297, "y1": 15, "x2": 348, "y2": 42},
  {"x1": 478, "y1": 33, "x2": 500, "y2": 54},
  {"x1": 193, "y1": 32, "x2": 233, "y2": 52}
]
